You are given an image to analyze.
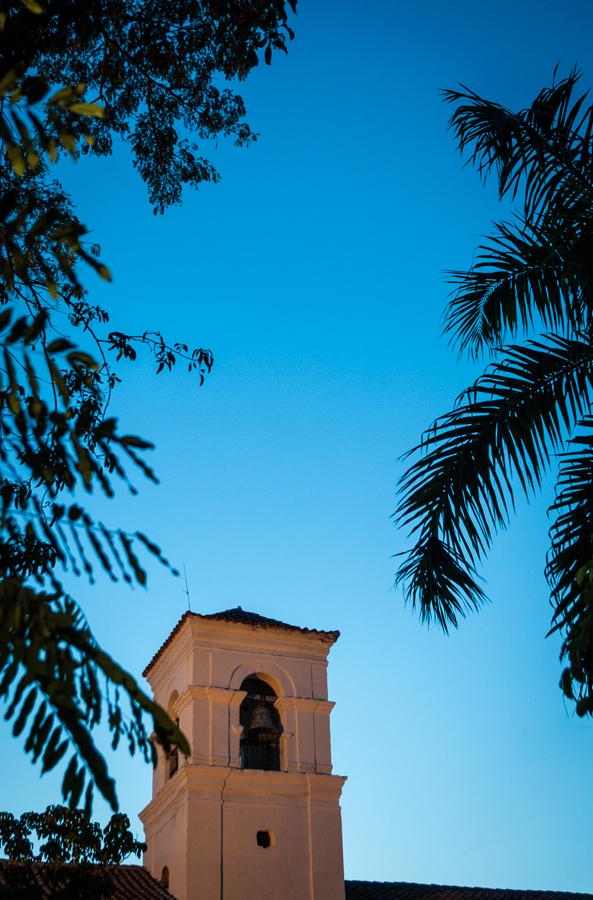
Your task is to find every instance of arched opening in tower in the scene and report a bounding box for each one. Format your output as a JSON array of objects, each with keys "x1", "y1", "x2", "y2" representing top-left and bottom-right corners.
[
  {"x1": 165, "y1": 691, "x2": 180, "y2": 780},
  {"x1": 239, "y1": 676, "x2": 283, "y2": 771}
]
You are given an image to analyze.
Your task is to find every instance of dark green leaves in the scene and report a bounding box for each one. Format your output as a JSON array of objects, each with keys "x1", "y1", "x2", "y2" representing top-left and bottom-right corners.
[
  {"x1": 0, "y1": 312, "x2": 195, "y2": 809},
  {"x1": 443, "y1": 72, "x2": 593, "y2": 358},
  {"x1": 444, "y1": 216, "x2": 582, "y2": 358},
  {"x1": 396, "y1": 336, "x2": 593, "y2": 629},
  {"x1": 0, "y1": 803, "x2": 146, "y2": 895},
  {"x1": 0, "y1": 579, "x2": 189, "y2": 813},
  {"x1": 396, "y1": 70, "x2": 593, "y2": 716},
  {"x1": 0, "y1": 0, "x2": 295, "y2": 813},
  {"x1": 444, "y1": 71, "x2": 593, "y2": 216},
  {"x1": 547, "y1": 419, "x2": 593, "y2": 715}
]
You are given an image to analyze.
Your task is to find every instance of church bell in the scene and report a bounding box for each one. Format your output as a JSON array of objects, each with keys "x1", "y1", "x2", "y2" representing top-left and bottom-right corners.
[{"x1": 248, "y1": 701, "x2": 279, "y2": 735}]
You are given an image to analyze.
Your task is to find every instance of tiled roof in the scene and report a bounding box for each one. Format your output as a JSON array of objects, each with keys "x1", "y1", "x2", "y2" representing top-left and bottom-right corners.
[
  {"x1": 200, "y1": 606, "x2": 340, "y2": 640},
  {"x1": 0, "y1": 862, "x2": 172, "y2": 898},
  {"x1": 143, "y1": 607, "x2": 340, "y2": 677},
  {"x1": 1, "y1": 866, "x2": 589, "y2": 899},
  {"x1": 345, "y1": 882, "x2": 593, "y2": 900}
]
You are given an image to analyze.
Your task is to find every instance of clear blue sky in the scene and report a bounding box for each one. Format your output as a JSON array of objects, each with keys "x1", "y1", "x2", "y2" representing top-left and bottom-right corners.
[{"x1": 3, "y1": 0, "x2": 593, "y2": 892}]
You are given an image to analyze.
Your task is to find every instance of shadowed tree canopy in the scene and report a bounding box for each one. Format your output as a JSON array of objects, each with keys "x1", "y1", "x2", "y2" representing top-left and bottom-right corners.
[
  {"x1": 2, "y1": 0, "x2": 296, "y2": 211},
  {"x1": 0, "y1": 0, "x2": 296, "y2": 813},
  {"x1": 395, "y1": 70, "x2": 593, "y2": 718},
  {"x1": 0, "y1": 804, "x2": 145, "y2": 898}
]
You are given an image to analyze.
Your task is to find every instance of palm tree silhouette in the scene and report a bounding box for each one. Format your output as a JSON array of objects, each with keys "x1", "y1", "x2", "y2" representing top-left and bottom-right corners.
[{"x1": 395, "y1": 70, "x2": 593, "y2": 716}]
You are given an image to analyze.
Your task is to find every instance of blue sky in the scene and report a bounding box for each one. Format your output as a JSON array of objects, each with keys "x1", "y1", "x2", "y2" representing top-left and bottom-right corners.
[{"x1": 3, "y1": 0, "x2": 593, "y2": 892}]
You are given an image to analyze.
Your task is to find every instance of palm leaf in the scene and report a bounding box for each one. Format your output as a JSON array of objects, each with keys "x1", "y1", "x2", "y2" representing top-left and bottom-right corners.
[
  {"x1": 395, "y1": 335, "x2": 593, "y2": 629},
  {"x1": 444, "y1": 215, "x2": 583, "y2": 357},
  {"x1": 444, "y1": 71, "x2": 593, "y2": 218},
  {"x1": 443, "y1": 70, "x2": 593, "y2": 359},
  {"x1": 546, "y1": 420, "x2": 593, "y2": 716}
]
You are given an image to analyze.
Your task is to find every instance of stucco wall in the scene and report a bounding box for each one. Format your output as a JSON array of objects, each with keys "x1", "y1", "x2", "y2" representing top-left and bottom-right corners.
[{"x1": 140, "y1": 615, "x2": 346, "y2": 900}]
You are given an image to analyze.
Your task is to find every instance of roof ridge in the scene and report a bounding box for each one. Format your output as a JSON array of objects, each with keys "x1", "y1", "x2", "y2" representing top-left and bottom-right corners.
[{"x1": 344, "y1": 881, "x2": 593, "y2": 899}]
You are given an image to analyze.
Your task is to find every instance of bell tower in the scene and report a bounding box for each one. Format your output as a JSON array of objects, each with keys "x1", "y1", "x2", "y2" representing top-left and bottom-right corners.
[{"x1": 139, "y1": 607, "x2": 346, "y2": 900}]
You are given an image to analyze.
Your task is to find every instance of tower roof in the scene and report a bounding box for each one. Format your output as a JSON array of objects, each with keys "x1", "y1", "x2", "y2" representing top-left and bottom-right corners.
[
  {"x1": 0, "y1": 863, "x2": 173, "y2": 898},
  {"x1": 143, "y1": 607, "x2": 340, "y2": 677}
]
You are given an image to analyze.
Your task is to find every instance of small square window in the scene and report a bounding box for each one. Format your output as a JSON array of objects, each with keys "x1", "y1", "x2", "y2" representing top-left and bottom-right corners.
[{"x1": 256, "y1": 830, "x2": 271, "y2": 848}]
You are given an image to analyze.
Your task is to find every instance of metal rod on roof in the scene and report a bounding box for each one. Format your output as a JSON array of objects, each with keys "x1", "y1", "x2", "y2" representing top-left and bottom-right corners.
[{"x1": 182, "y1": 563, "x2": 191, "y2": 612}]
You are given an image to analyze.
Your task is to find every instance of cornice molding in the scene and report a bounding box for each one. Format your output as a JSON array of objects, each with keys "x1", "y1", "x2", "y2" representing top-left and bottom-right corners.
[
  {"x1": 177, "y1": 685, "x2": 247, "y2": 712},
  {"x1": 275, "y1": 697, "x2": 335, "y2": 713},
  {"x1": 141, "y1": 764, "x2": 347, "y2": 826}
]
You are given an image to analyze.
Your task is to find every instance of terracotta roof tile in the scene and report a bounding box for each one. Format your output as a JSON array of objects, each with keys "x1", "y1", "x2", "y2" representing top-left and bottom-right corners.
[
  {"x1": 200, "y1": 606, "x2": 340, "y2": 640},
  {"x1": 1, "y1": 866, "x2": 588, "y2": 899},
  {"x1": 345, "y1": 882, "x2": 593, "y2": 900},
  {"x1": 143, "y1": 607, "x2": 340, "y2": 677},
  {"x1": 0, "y1": 862, "x2": 172, "y2": 898}
]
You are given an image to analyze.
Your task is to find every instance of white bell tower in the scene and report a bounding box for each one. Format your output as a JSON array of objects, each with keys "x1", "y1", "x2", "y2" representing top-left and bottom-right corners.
[{"x1": 139, "y1": 607, "x2": 346, "y2": 900}]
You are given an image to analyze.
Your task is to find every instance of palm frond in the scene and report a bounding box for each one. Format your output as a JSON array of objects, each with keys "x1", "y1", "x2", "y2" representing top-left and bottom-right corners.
[
  {"x1": 444, "y1": 215, "x2": 583, "y2": 357},
  {"x1": 395, "y1": 335, "x2": 593, "y2": 628},
  {"x1": 444, "y1": 70, "x2": 593, "y2": 217},
  {"x1": 547, "y1": 419, "x2": 593, "y2": 715},
  {"x1": 547, "y1": 419, "x2": 593, "y2": 615},
  {"x1": 395, "y1": 533, "x2": 487, "y2": 633},
  {"x1": 443, "y1": 70, "x2": 593, "y2": 359}
]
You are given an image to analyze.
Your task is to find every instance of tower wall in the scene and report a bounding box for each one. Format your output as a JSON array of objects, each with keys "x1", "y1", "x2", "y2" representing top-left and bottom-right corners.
[{"x1": 139, "y1": 611, "x2": 346, "y2": 900}]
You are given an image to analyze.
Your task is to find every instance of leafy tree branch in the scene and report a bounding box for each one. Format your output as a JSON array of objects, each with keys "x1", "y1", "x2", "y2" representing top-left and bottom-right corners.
[{"x1": 0, "y1": 0, "x2": 297, "y2": 811}]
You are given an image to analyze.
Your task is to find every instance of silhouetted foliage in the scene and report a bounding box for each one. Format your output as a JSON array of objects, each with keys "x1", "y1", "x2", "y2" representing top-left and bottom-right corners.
[
  {"x1": 0, "y1": 0, "x2": 296, "y2": 812},
  {"x1": 0, "y1": 804, "x2": 145, "y2": 898},
  {"x1": 395, "y1": 70, "x2": 593, "y2": 717}
]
